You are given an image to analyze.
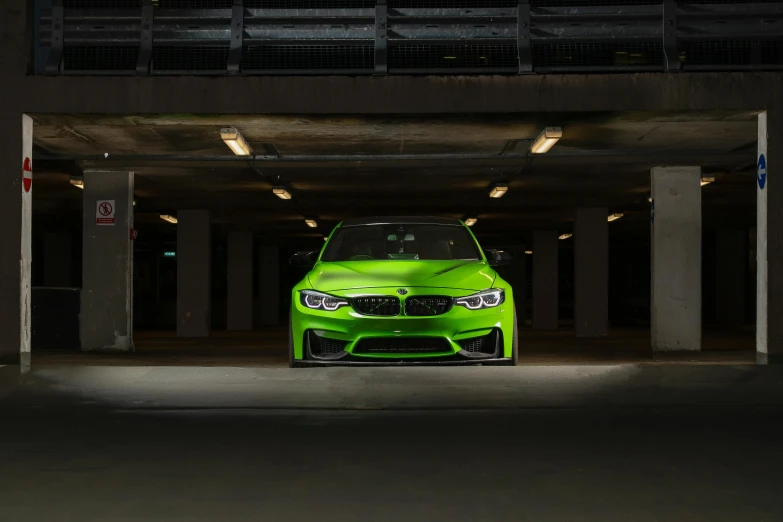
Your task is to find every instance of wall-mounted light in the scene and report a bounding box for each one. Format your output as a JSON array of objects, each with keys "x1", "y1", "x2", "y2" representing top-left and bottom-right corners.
[
  {"x1": 305, "y1": 219, "x2": 318, "y2": 228},
  {"x1": 273, "y1": 186, "x2": 292, "y2": 200},
  {"x1": 525, "y1": 250, "x2": 533, "y2": 255},
  {"x1": 69, "y1": 176, "x2": 84, "y2": 189},
  {"x1": 530, "y1": 127, "x2": 563, "y2": 154},
  {"x1": 160, "y1": 214, "x2": 178, "y2": 224},
  {"x1": 700, "y1": 174, "x2": 715, "y2": 187},
  {"x1": 607, "y1": 213, "x2": 624, "y2": 222},
  {"x1": 220, "y1": 127, "x2": 252, "y2": 156},
  {"x1": 558, "y1": 233, "x2": 572, "y2": 240},
  {"x1": 464, "y1": 216, "x2": 478, "y2": 227},
  {"x1": 163, "y1": 251, "x2": 176, "y2": 258},
  {"x1": 489, "y1": 182, "x2": 508, "y2": 199}
]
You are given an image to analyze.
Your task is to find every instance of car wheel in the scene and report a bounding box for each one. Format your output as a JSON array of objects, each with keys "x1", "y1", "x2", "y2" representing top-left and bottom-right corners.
[
  {"x1": 501, "y1": 307, "x2": 519, "y2": 367},
  {"x1": 288, "y1": 312, "x2": 304, "y2": 368}
]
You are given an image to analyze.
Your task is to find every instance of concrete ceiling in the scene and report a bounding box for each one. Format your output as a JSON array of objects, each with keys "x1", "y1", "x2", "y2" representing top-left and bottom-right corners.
[{"x1": 31, "y1": 111, "x2": 760, "y2": 240}]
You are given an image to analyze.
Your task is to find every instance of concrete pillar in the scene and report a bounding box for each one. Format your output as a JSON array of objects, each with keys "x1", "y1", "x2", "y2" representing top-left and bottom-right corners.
[
  {"x1": 177, "y1": 210, "x2": 212, "y2": 337},
  {"x1": 80, "y1": 171, "x2": 134, "y2": 352},
  {"x1": 0, "y1": 115, "x2": 32, "y2": 365},
  {"x1": 574, "y1": 208, "x2": 609, "y2": 338},
  {"x1": 651, "y1": 166, "x2": 702, "y2": 351},
  {"x1": 258, "y1": 245, "x2": 280, "y2": 327},
  {"x1": 227, "y1": 231, "x2": 253, "y2": 331},
  {"x1": 532, "y1": 231, "x2": 558, "y2": 330},
  {"x1": 715, "y1": 228, "x2": 746, "y2": 328},
  {"x1": 508, "y1": 245, "x2": 527, "y2": 324},
  {"x1": 43, "y1": 233, "x2": 73, "y2": 288},
  {"x1": 757, "y1": 110, "x2": 783, "y2": 364}
]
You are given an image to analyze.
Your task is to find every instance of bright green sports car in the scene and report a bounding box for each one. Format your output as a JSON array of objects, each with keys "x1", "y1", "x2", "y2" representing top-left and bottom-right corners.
[{"x1": 288, "y1": 216, "x2": 517, "y2": 367}]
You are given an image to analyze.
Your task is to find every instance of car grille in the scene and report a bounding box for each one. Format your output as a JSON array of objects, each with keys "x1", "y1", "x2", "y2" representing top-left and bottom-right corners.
[
  {"x1": 308, "y1": 332, "x2": 349, "y2": 357},
  {"x1": 353, "y1": 337, "x2": 452, "y2": 355},
  {"x1": 352, "y1": 296, "x2": 401, "y2": 316},
  {"x1": 404, "y1": 296, "x2": 453, "y2": 316},
  {"x1": 457, "y1": 330, "x2": 499, "y2": 356}
]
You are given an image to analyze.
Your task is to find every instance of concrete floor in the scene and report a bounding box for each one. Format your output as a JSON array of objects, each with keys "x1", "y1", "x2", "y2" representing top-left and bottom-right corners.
[
  {"x1": 1, "y1": 404, "x2": 782, "y2": 521},
  {"x1": 31, "y1": 327, "x2": 756, "y2": 366}
]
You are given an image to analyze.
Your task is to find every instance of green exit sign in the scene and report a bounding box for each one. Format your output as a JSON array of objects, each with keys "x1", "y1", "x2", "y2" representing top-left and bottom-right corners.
[{"x1": 163, "y1": 251, "x2": 176, "y2": 257}]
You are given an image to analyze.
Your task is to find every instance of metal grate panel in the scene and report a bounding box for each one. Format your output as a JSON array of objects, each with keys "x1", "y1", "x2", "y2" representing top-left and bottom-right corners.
[
  {"x1": 157, "y1": 0, "x2": 233, "y2": 7},
  {"x1": 63, "y1": 45, "x2": 139, "y2": 70},
  {"x1": 762, "y1": 40, "x2": 783, "y2": 65},
  {"x1": 152, "y1": 45, "x2": 229, "y2": 71},
  {"x1": 389, "y1": 44, "x2": 518, "y2": 70},
  {"x1": 389, "y1": 1, "x2": 517, "y2": 7},
  {"x1": 679, "y1": 40, "x2": 753, "y2": 66},
  {"x1": 243, "y1": 45, "x2": 374, "y2": 70},
  {"x1": 531, "y1": 0, "x2": 659, "y2": 5},
  {"x1": 532, "y1": 41, "x2": 662, "y2": 68},
  {"x1": 63, "y1": 0, "x2": 141, "y2": 7},
  {"x1": 246, "y1": 0, "x2": 375, "y2": 6}
]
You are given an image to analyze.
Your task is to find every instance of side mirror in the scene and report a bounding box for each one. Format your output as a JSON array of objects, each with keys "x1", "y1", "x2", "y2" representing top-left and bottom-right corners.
[
  {"x1": 289, "y1": 251, "x2": 318, "y2": 268},
  {"x1": 485, "y1": 249, "x2": 512, "y2": 267}
]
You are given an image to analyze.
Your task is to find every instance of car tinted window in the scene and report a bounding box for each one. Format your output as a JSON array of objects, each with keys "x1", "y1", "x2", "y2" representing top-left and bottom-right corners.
[{"x1": 322, "y1": 224, "x2": 481, "y2": 262}]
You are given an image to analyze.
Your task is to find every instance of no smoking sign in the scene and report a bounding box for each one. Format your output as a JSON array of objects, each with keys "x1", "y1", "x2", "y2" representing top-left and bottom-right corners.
[{"x1": 96, "y1": 200, "x2": 116, "y2": 226}]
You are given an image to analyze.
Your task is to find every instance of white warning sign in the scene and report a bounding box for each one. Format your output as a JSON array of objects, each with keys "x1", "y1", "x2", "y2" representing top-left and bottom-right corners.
[{"x1": 96, "y1": 200, "x2": 116, "y2": 226}]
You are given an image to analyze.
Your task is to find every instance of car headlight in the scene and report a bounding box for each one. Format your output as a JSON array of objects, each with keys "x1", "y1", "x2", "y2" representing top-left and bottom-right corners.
[
  {"x1": 454, "y1": 289, "x2": 505, "y2": 310},
  {"x1": 300, "y1": 290, "x2": 350, "y2": 312}
]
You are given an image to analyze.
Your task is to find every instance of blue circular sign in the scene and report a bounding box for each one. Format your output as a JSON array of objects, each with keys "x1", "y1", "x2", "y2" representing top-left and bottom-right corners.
[{"x1": 758, "y1": 154, "x2": 767, "y2": 190}]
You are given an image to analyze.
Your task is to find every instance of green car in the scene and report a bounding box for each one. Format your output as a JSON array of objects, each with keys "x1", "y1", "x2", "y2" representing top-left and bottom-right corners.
[{"x1": 288, "y1": 216, "x2": 517, "y2": 367}]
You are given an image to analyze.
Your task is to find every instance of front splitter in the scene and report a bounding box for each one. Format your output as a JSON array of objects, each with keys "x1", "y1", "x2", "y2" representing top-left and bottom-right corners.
[{"x1": 298, "y1": 357, "x2": 513, "y2": 367}]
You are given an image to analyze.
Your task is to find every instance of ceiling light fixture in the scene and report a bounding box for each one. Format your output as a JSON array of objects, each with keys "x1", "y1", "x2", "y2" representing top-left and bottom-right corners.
[
  {"x1": 489, "y1": 182, "x2": 508, "y2": 199},
  {"x1": 305, "y1": 219, "x2": 318, "y2": 228},
  {"x1": 160, "y1": 214, "x2": 178, "y2": 224},
  {"x1": 559, "y1": 233, "x2": 572, "y2": 240},
  {"x1": 220, "y1": 127, "x2": 252, "y2": 156},
  {"x1": 607, "y1": 213, "x2": 624, "y2": 222},
  {"x1": 700, "y1": 174, "x2": 715, "y2": 187},
  {"x1": 465, "y1": 216, "x2": 478, "y2": 227},
  {"x1": 69, "y1": 176, "x2": 84, "y2": 189},
  {"x1": 530, "y1": 127, "x2": 563, "y2": 154},
  {"x1": 272, "y1": 186, "x2": 292, "y2": 200},
  {"x1": 525, "y1": 250, "x2": 533, "y2": 255}
]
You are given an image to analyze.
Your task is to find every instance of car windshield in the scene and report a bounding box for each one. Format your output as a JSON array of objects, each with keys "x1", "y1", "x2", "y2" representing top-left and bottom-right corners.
[{"x1": 322, "y1": 224, "x2": 482, "y2": 262}]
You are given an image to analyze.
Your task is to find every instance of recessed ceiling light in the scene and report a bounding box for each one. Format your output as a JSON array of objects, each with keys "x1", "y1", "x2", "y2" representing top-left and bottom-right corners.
[
  {"x1": 489, "y1": 182, "x2": 508, "y2": 199},
  {"x1": 220, "y1": 127, "x2": 252, "y2": 156},
  {"x1": 69, "y1": 176, "x2": 84, "y2": 189},
  {"x1": 607, "y1": 213, "x2": 624, "y2": 222},
  {"x1": 465, "y1": 216, "x2": 478, "y2": 227},
  {"x1": 700, "y1": 174, "x2": 715, "y2": 187},
  {"x1": 160, "y1": 214, "x2": 178, "y2": 224},
  {"x1": 525, "y1": 250, "x2": 533, "y2": 255},
  {"x1": 530, "y1": 127, "x2": 563, "y2": 154},
  {"x1": 305, "y1": 219, "x2": 318, "y2": 228},
  {"x1": 558, "y1": 233, "x2": 572, "y2": 240},
  {"x1": 273, "y1": 186, "x2": 292, "y2": 200}
]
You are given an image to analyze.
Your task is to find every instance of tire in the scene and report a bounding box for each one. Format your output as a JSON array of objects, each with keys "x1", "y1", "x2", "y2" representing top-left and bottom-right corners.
[
  {"x1": 502, "y1": 307, "x2": 519, "y2": 366},
  {"x1": 288, "y1": 313, "x2": 304, "y2": 368}
]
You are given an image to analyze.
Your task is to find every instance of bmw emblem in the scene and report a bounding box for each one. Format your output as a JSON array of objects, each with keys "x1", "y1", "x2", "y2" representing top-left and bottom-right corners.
[{"x1": 397, "y1": 288, "x2": 408, "y2": 295}]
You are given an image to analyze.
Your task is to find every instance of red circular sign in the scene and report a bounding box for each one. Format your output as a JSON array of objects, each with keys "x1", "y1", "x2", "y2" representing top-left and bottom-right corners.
[
  {"x1": 22, "y1": 157, "x2": 32, "y2": 193},
  {"x1": 99, "y1": 202, "x2": 113, "y2": 216}
]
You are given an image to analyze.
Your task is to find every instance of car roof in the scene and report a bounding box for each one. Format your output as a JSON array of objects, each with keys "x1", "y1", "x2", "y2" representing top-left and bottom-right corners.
[{"x1": 339, "y1": 216, "x2": 463, "y2": 228}]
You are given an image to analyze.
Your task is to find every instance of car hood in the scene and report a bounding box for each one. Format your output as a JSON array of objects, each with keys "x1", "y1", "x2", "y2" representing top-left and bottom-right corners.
[{"x1": 308, "y1": 260, "x2": 496, "y2": 292}]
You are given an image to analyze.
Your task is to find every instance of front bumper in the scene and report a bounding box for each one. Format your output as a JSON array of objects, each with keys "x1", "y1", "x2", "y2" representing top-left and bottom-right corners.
[{"x1": 291, "y1": 286, "x2": 514, "y2": 363}]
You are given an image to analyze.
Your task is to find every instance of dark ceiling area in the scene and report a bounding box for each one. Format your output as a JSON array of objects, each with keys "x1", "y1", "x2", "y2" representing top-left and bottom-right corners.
[{"x1": 31, "y1": 111, "x2": 760, "y2": 241}]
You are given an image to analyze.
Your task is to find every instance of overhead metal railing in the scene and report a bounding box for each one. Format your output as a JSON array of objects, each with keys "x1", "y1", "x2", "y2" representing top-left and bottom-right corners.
[{"x1": 36, "y1": 0, "x2": 783, "y2": 75}]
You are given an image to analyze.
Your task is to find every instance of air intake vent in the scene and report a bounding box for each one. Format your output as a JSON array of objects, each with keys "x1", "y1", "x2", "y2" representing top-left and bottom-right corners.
[
  {"x1": 405, "y1": 296, "x2": 452, "y2": 317},
  {"x1": 352, "y1": 296, "x2": 401, "y2": 317},
  {"x1": 308, "y1": 332, "x2": 349, "y2": 357},
  {"x1": 353, "y1": 337, "x2": 451, "y2": 354},
  {"x1": 457, "y1": 330, "x2": 499, "y2": 356}
]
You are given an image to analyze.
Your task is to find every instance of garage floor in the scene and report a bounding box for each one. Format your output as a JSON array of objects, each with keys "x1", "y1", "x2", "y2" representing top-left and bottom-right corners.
[{"x1": 31, "y1": 327, "x2": 756, "y2": 367}]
